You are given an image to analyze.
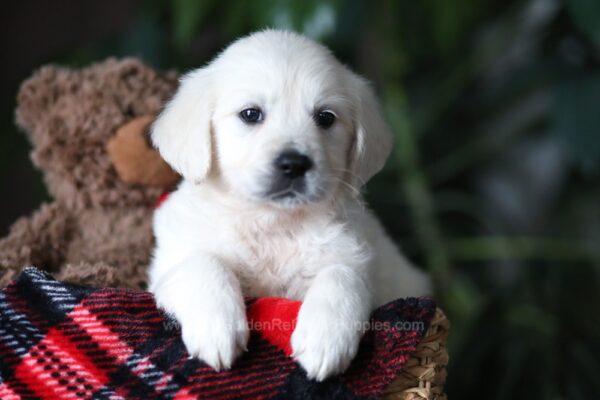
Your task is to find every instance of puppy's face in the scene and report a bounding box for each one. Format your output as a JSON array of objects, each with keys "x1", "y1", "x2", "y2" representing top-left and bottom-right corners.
[
  {"x1": 212, "y1": 53, "x2": 355, "y2": 208},
  {"x1": 153, "y1": 31, "x2": 392, "y2": 209}
]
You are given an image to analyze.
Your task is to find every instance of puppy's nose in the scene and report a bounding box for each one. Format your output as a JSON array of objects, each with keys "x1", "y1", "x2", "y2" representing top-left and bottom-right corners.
[{"x1": 274, "y1": 150, "x2": 313, "y2": 179}]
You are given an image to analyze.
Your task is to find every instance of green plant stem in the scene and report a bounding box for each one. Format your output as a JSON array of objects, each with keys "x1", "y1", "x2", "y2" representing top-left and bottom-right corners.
[
  {"x1": 386, "y1": 93, "x2": 452, "y2": 287},
  {"x1": 446, "y1": 236, "x2": 598, "y2": 262}
]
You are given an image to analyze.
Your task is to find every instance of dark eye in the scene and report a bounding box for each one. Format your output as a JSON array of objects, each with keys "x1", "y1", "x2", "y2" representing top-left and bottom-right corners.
[
  {"x1": 314, "y1": 110, "x2": 336, "y2": 129},
  {"x1": 239, "y1": 108, "x2": 263, "y2": 124}
]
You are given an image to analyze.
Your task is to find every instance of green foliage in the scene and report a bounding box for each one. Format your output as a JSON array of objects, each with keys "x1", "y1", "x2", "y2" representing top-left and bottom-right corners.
[
  {"x1": 553, "y1": 74, "x2": 600, "y2": 173},
  {"x1": 566, "y1": 0, "x2": 600, "y2": 44},
  {"x1": 172, "y1": 0, "x2": 216, "y2": 48}
]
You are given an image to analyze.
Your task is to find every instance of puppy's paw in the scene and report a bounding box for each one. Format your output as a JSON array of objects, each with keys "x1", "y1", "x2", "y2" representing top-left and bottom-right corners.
[
  {"x1": 180, "y1": 303, "x2": 249, "y2": 371},
  {"x1": 291, "y1": 303, "x2": 362, "y2": 381}
]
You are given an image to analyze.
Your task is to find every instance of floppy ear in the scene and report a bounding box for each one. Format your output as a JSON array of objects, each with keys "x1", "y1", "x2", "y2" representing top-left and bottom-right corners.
[
  {"x1": 350, "y1": 76, "x2": 394, "y2": 187},
  {"x1": 151, "y1": 68, "x2": 215, "y2": 183}
]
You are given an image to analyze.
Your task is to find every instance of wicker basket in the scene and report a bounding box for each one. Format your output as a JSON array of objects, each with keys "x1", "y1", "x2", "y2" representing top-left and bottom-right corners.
[{"x1": 383, "y1": 308, "x2": 450, "y2": 400}]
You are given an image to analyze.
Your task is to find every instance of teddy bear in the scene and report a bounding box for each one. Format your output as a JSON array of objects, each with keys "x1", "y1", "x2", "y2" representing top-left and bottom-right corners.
[{"x1": 0, "y1": 58, "x2": 180, "y2": 289}]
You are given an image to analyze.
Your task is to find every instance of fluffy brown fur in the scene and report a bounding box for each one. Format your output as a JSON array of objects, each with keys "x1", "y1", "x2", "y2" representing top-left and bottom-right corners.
[{"x1": 0, "y1": 58, "x2": 179, "y2": 288}]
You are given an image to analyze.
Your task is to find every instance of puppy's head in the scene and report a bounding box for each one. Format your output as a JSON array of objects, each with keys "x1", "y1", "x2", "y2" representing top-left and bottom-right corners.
[{"x1": 152, "y1": 30, "x2": 392, "y2": 208}]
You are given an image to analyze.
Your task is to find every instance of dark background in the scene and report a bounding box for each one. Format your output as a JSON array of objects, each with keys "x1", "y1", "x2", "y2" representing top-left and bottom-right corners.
[{"x1": 2, "y1": 1, "x2": 600, "y2": 398}]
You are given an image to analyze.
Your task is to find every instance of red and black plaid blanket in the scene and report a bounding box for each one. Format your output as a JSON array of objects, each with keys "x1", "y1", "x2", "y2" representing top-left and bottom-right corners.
[{"x1": 0, "y1": 267, "x2": 435, "y2": 399}]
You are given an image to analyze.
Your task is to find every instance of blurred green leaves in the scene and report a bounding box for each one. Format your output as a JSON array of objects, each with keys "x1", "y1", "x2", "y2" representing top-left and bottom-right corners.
[
  {"x1": 172, "y1": 0, "x2": 216, "y2": 49},
  {"x1": 265, "y1": 0, "x2": 338, "y2": 39},
  {"x1": 566, "y1": 0, "x2": 600, "y2": 44},
  {"x1": 425, "y1": 0, "x2": 481, "y2": 56},
  {"x1": 553, "y1": 74, "x2": 600, "y2": 173},
  {"x1": 170, "y1": 0, "x2": 341, "y2": 51}
]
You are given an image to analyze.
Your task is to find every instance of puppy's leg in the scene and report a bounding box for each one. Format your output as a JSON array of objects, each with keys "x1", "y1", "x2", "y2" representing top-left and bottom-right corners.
[
  {"x1": 291, "y1": 265, "x2": 371, "y2": 381},
  {"x1": 151, "y1": 253, "x2": 248, "y2": 370}
]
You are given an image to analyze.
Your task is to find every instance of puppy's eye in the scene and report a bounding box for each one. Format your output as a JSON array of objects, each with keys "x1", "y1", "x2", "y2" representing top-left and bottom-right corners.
[
  {"x1": 239, "y1": 108, "x2": 263, "y2": 124},
  {"x1": 314, "y1": 111, "x2": 336, "y2": 129}
]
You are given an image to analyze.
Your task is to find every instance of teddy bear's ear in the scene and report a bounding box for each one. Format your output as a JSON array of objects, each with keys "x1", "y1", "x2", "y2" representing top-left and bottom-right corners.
[
  {"x1": 151, "y1": 68, "x2": 215, "y2": 183},
  {"x1": 15, "y1": 66, "x2": 67, "y2": 142},
  {"x1": 107, "y1": 115, "x2": 181, "y2": 187}
]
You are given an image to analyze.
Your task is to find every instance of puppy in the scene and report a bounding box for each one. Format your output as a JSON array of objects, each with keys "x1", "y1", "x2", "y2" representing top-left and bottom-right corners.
[{"x1": 149, "y1": 30, "x2": 431, "y2": 381}]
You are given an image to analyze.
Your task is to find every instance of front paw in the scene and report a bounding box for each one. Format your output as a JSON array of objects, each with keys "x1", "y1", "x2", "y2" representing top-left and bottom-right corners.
[
  {"x1": 291, "y1": 304, "x2": 363, "y2": 381},
  {"x1": 180, "y1": 304, "x2": 249, "y2": 371}
]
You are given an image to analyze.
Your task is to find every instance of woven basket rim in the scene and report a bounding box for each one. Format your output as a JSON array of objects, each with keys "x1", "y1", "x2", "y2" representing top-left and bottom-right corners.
[{"x1": 382, "y1": 307, "x2": 449, "y2": 400}]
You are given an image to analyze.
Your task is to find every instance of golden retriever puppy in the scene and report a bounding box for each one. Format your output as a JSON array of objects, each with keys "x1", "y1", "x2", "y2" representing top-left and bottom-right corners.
[{"x1": 149, "y1": 30, "x2": 430, "y2": 381}]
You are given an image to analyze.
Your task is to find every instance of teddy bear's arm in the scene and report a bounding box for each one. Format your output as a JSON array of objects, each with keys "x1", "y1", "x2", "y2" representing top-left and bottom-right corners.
[{"x1": 0, "y1": 202, "x2": 71, "y2": 286}]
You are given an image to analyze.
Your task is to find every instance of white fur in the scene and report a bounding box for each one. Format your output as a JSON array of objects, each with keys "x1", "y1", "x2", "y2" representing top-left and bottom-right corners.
[{"x1": 149, "y1": 30, "x2": 431, "y2": 381}]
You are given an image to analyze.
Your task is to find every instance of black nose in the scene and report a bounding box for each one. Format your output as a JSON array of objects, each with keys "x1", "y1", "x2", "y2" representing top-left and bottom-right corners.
[{"x1": 274, "y1": 150, "x2": 313, "y2": 179}]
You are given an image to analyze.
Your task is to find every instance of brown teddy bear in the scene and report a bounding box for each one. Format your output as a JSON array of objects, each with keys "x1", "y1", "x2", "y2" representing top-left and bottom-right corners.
[{"x1": 0, "y1": 58, "x2": 180, "y2": 288}]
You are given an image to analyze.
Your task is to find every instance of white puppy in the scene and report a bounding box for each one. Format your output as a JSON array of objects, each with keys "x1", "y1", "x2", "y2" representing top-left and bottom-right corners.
[{"x1": 149, "y1": 30, "x2": 430, "y2": 381}]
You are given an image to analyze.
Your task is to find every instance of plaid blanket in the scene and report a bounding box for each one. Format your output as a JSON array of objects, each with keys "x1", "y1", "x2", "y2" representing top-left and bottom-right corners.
[{"x1": 0, "y1": 267, "x2": 435, "y2": 399}]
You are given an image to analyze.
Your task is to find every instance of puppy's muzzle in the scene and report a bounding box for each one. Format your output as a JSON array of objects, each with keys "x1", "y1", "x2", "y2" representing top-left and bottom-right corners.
[
  {"x1": 274, "y1": 150, "x2": 313, "y2": 179},
  {"x1": 267, "y1": 150, "x2": 313, "y2": 199}
]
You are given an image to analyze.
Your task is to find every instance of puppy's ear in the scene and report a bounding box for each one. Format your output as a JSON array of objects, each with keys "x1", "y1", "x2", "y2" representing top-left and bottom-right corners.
[
  {"x1": 152, "y1": 68, "x2": 215, "y2": 182},
  {"x1": 350, "y1": 76, "x2": 393, "y2": 186}
]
